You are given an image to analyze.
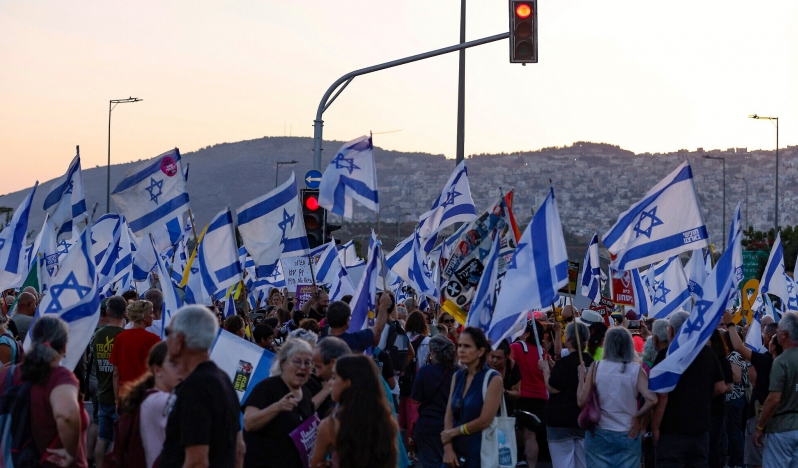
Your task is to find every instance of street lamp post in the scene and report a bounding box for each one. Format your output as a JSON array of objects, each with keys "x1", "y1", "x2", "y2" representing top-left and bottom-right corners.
[
  {"x1": 735, "y1": 176, "x2": 749, "y2": 229},
  {"x1": 749, "y1": 114, "x2": 779, "y2": 233},
  {"x1": 397, "y1": 212, "x2": 411, "y2": 238},
  {"x1": 275, "y1": 160, "x2": 298, "y2": 188},
  {"x1": 107, "y1": 97, "x2": 142, "y2": 213},
  {"x1": 704, "y1": 155, "x2": 726, "y2": 251},
  {"x1": 377, "y1": 204, "x2": 394, "y2": 237}
]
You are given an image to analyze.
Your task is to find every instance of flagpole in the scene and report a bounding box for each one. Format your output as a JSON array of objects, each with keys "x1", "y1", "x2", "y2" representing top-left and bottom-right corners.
[{"x1": 187, "y1": 208, "x2": 201, "y2": 256}]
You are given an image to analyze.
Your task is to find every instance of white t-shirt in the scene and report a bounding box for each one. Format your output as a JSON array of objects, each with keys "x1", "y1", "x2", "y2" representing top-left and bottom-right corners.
[{"x1": 139, "y1": 390, "x2": 174, "y2": 468}]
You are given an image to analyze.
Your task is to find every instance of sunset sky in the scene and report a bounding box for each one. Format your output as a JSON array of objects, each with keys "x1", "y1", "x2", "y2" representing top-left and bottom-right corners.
[{"x1": 2, "y1": 1, "x2": 797, "y2": 194}]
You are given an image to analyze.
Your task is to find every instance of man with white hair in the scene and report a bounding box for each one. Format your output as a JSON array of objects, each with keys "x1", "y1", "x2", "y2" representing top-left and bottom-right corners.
[
  {"x1": 754, "y1": 312, "x2": 798, "y2": 466},
  {"x1": 160, "y1": 305, "x2": 245, "y2": 468}
]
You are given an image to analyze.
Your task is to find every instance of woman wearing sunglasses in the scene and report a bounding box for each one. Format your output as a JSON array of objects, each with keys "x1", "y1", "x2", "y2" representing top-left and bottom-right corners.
[{"x1": 438, "y1": 312, "x2": 460, "y2": 346}]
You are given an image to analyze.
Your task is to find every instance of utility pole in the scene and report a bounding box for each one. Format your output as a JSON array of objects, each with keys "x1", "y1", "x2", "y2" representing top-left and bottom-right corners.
[{"x1": 455, "y1": 0, "x2": 466, "y2": 166}]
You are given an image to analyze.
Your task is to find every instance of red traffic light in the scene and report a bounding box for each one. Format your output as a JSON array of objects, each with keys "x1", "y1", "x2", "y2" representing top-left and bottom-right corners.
[
  {"x1": 515, "y1": 3, "x2": 531, "y2": 18},
  {"x1": 305, "y1": 196, "x2": 319, "y2": 211}
]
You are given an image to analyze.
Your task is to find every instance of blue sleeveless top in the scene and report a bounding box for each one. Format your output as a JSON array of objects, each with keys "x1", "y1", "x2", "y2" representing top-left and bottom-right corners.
[{"x1": 448, "y1": 367, "x2": 498, "y2": 468}]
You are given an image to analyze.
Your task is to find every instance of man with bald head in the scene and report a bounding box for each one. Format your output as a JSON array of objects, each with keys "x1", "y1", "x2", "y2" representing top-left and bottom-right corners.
[{"x1": 12, "y1": 292, "x2": 36, "y2": 340}]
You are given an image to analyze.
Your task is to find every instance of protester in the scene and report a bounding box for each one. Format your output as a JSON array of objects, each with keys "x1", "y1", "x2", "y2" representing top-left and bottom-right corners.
[
  {"x1": 117, "y1": 342, "x2": 182, "y2": 468},
  {"x1": 441, "y1": 327, "x2": 503, "y2": 468},
  {"x1": 438, "y1": 312, "x2": 459, "y2": 345},
  {"x1": 225, "y1": 315, "x2": 247, "y2": 338},
  {"x1": 159, "y1": 305, "x2": 244, "y2": 468},
  {"x1": 0, "y1": 316, "x2": 89, "y2": 467},
  {"x1": 652, "y1": 311, "x2": 726, "y2": 467},
  {"x1": 405, "y1": 310, "x2": 431, "y2": 367},
  {"x1": 311, "y1": 354, "x2": 399, "y2": 468},
  {"x1": 91, "y1": 295, "x2": 127, "y2": 466},
  {"x1": 411, "y1": 335, "x2": 456, "y2": 468},
  {"x1": 0, "y1": 312, "x2": 19, "y2": 365},
  {"x1": 488, "y1": 339, "x2": 521, "y2": 414},
  {"x1": 510, "y1": 320, "x2": 549, "y2": 467},
  {"x1": 310, "y1": 336, "x2": 352, "y2": 418},
  {"x1": 302, "y1": 287, "x2": 329, "y2": 323},
  {"x1": 299, "y1": 318, "x2": 320, "y2": 335},
  {"x1": 400, "y1": 309, "x2": 430, "y2": 453},
  {"x1": 143, "y1": 289, "x2": 164, "y2": 337},
  {"x1": 579, "y1": 327, "x2": 657, "y2": 467},
  {"x1": 539, "y1": 322, "x2": 592, "y2": 468},
  {"x1": 253, "y1": 323, "x2": 276, "y2": 351},
  {"x1": 242, "y1": 338, "x2": 314, "y2": 468},
  {"x1": 121, "y1": 290, "x2": 139, "y2": 303},
  {"x1": 321, "y1": 293, "x2": 390, "y2": 353},
  {"x1": 109, "y1": 300, "x2": 162, "y2": 397},
  {"x1": 754, "y1": 312, "x2": 798, "y2": 467},
  {"x1": 707, "y1": 329, "x2": 734, "y2": 468},
  {"x1": 721, "y1": 329, "x2": 749, "y2": 468},
  {"x1": 10, "y1": 290, "x2": 36, "y2": 339},
  {"x1": 586, "y1": 322, "x2": 607, "y2": 361}
]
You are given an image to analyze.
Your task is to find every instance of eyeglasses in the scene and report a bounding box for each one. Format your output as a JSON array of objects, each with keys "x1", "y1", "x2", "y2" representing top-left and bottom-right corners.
[
  {"x1": 290, "y1": 359, "x2": 313, "y2": 369},
  {"x1": 442, "y1": 319, "x2": 455, "y2": 324}
]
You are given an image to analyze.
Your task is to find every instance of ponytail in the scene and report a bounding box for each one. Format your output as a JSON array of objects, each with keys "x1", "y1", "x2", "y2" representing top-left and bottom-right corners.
[{"x1": 21, "y1": 316, "x2": 69, "y2": 384}]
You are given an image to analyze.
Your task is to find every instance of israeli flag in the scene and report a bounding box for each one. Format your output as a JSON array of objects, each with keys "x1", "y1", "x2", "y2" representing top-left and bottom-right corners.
[
  {"x1": 0, "y1": 183, "x2": 38, "y2": 291},
  {"x1": 580, "y1": 233, "x2": 602, "y2": 304},
  {"x1": 649, "y1": 226, "x2": 737, "y2": 393},
  {"x1": 30, "y1": 216, "x2": 60, "y2": 293},
  {"x1": 42, "y1": 154, "x2": 88, "y2": 239},
  {"x1": 339, "y1": 240, "x2": 365, "y2": 267},
  {"x1": 603, "y1": 161, "x2": 708, "y2": 271},
  {"x1": 95, "y1": 216, "x2": 133, "y2": 292},
  {"x1": 330, "y1": 264, "x2": 356, "y2": 302},
  {"x1": 417, "y1": 161, "x2": 476, "y2": 252},
  {"x1": 150, "y1": 234, "x2": 182, "y2": 339},
  {"x1": 309, "y1": 241, "x2": 340, "y2": 286},
  {"x1": 631, "y1": 268, "x2": 651, "y2": 318},
  {"x1": 131, "y1": 217, "x2": 185, "y2": 281},
  {"x1": 649, "y1": 256, "x2": 691, "y2": 319},
  {"x1": 197, "y1": 208, "x2": 243, "y2": 296},
  {"x1": 348, "y1": 232, "x2": 380, "y2": 332},
  {"x1": 237, "y1": 172, "x2": 309, "y2": 279},
  {"x1": 759, "y1": 232, "x2": 790, "y2": 307},
  {"x1": 729, "y1": 202, "x2": 744, "y2": 287},
  {"x1": 246, "y1": 258, "x2": 286, "y2": 293},
  {"x1": 24, "y1": 222, "x2": 100, "y2": 371},
  {"x1": 224, "y1": 290, "x2": 237, "y2": 318},
  {"x1": 466, "y1": 232, "x2": 501, "y2": 332},
  {"x1": 685, "y1": 249, "x2": 708, "y2": 301},
  {"x1": 210, "y1": 328, "x2": 274, "y2": 402},
  {"x1": 111, "y1": 149, "x2": 190, "y2": 237},
  {"x1": 385, "y1": 230, "x2": 438, "y2": 298},
  {"x1": 488, "y1": 187, "x2": 568, "y2": 345},
  {"x1": 745, "y1": 309, "x2": 764, "y2": 353},
  {"x1": 318, "y1": 135, "x2": 379, "y2": 219}
]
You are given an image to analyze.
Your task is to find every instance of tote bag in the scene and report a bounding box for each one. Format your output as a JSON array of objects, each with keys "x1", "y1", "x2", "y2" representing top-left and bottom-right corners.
[{"x1": 480, "y1": 370, "x2": 517, "y2": 468}]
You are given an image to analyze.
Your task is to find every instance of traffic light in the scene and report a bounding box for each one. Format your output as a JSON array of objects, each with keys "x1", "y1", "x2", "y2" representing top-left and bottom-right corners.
[
  {"x1": 301, "y1": 189, "x2": 324, "y2": 248},
  {"x1": 509, "y1": 0, "x2": 537, "y2": 64}
]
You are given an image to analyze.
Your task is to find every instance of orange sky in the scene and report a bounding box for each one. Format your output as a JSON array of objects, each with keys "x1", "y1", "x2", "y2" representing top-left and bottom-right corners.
[{"x1": 2, "y1": 1, "x2": 797, "y2": 194}]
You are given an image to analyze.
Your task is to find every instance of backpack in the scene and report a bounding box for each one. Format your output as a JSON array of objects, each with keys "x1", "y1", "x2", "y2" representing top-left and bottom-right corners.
[
  {"x1": 384, "y1": 322, "x2": 410, "y2": 379},
  {"x1": 1, "y1": 332, "x2": 22, "y2": 365},
  {"x1": 103, "y1": 389, "x2": 158, "y2": 468},
  {"x1": 0, "y1": 365, "x2": 40, "y2": 468},
  {"x1": 398, "y1": 335, "x2": 425, "y2": 397}
]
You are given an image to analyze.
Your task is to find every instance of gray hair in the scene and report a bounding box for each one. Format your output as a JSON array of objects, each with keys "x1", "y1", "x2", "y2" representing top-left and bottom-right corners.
[
  {"x1": 651, "y1": 319, "x2": 669, "y2": 343},
  {"x1": 288, "y1": 328, "x2": 318, "y2": 347},
  {"x1": 428, "y1": 335, "x2": 455, "y2": 367},
  {"x1": 565, "y1": 322, "x2": 589, "y2": 348},
  {"x1": 144, "y1": 289, "x2": 164, "y2": 316},
  {"x1": 404, "y1": 298, "x2": 417, "y2": 310},
  {"x1": 641, "y1": 336, "x2": 658, "y2": 364},
  {"x1": 668, "y1": 311, "x2": 690, "y2": 340},
  {"x1": 779, "y1": 312, "x2": 798, "y2": 343},
  {"x1": 270, "y1": 338, "x2": 313, "y2": 376},
  {"x1": 170, "y1": 305, "x2": 219, "y2": 351},
  {"x1": 316, "y1": 336, "x2": 351, "y2": 364},
  {"x1": 603, "y1": 327, "x2": 636, "y2": 372}
]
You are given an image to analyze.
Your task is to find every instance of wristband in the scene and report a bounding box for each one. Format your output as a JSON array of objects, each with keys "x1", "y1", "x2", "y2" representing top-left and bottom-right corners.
[
  {"x1": 757, "y1": 424, "x2": 765, "y2": 431},
  {"x1": 459, "y1": 424, "x2": 465, "y2": 435},
  {"x1": 463, "y1": 424, "x2": 470, "y2": 435}
]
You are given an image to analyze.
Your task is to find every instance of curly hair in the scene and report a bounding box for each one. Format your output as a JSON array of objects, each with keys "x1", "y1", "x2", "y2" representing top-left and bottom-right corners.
[
  {"x1": 334, "y1": 355, "x2": 398, "y2": 468},
  {"x1": 119, "y1": 342, "x2": 168, "y2": 415}
]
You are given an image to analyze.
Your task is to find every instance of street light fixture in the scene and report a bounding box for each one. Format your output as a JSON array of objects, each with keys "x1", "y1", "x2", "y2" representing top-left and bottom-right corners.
[
  {"x1": 735, "y1": 176, "x2": 749, "y2": 229},
  {"x1": 398, "y1": 212, "x2": 411, "y2": 238},
  {"x1": 107, "y1": 97, "x2": 142, "y2": 213},
  {"x1": 377, "y1": 204, "x2": 394, "y2": 237},
  {"x1": 704, "y1": 154, "x2": 726, "y2": 251},
  {"x1": 275, "y1": 160, "x2": 298, "y2": 188},
  {"x1": 748, "y1": 114, "x2": 779, "y2": 234}
]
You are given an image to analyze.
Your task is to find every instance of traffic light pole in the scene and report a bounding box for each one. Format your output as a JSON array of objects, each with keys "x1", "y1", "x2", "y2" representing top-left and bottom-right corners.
[{"x1": 312, "y1": 32, "x2": 510, "y2": 170}]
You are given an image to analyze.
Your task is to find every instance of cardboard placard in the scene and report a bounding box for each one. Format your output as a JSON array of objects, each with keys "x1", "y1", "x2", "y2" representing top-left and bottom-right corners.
[{"x1": 282, "y1": 256, "x2": 314, "y2": 290}]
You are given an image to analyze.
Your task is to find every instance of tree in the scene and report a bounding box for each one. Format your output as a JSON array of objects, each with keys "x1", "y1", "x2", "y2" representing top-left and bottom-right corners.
[{"x1": 741, "y1": 225, "x2": 798, "y2": 277}]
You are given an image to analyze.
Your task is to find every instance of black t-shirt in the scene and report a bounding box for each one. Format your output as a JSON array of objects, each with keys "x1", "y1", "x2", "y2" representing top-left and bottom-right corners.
[
  {"x1": 545, "y1": 352, "x2": 594, "y2": 428},
  {"x1": 747, "y1": 351, "x2": 774, "y2": 418},
  {"x1": 159, "y1": 361, "x2": 240, "y2": 468},
  {"x1": 411, "y1": 363, "x2": 454, "y2": 435},
  {"x1": 306, "y1": 374, "x2": 332, "y2": 419},
  {"x1": 711, "y1": 355, "x2": 733, "y2": 415},
  {"x1": 654, "y1": 346, "x2": 724, "y2": 434},
  {"x1": 307, "y1": 307, "x2": 324, "y2": 323},
  {"x1": 242, "y1": 376, "x2": 315, "y2": 468},
  {"x1": 373, "y1": 347, "x2": 395, "y2": 382},
  {"x1": 503, "y1": 360, "x2": 522, "y2": 414}
]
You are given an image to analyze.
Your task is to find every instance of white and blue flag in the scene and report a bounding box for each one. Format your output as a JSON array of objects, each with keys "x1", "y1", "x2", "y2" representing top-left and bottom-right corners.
[
  {"x1": 210, "y1": 328, "x2": 274, "y2": 402},
  {"x1": 131, "y1": 217, "x2": 185, "y2": 281},
  {"x1": 649, "y1": 227, "x2": 737, "y2": 393},
  {"x1": 339, "y1": 240, "x2": 365, "y2": 268},
  {"x1": 309, "y1": 241, "x2": 340, "y2": 286},
  {"x1": 649, "y1": 256, "x2": 691, "y2": 319},
  {"x1": 417, "y1": 161, "x2": 476, "y2": 252},
  {"x1": 580, "y1": 233, "x2": 602, "y2": 304},
  {"x1": 94, "y1": 216, "x2": 133, "y2": 293},
  {"x1": 685, "y1": 249, "x2": 708, "y2": 301},
  {"x1": 151, "y1": 234, "x2": 182, "y2": 339},
  {"x1": 348, "y1": 232, "x2": 380, "y2": 332},
  {"x1": 111, "y1": 149, "x2": 190, "y2": 237},
  {"x1": 466, "y1": 231, "x2": 501, "y2": 332},
  {"x1": 759, "y1": 232, "x2": 790, "y2": 308},
  {"x1": 318, "y1": 135, "x2": 379, "y2": 219},
  {"x1": 603, "y1": 161, "x2": 708, "y2": 271},
  {"x1": 745, "y1": 309, "x2": 764, "y2": 353},
  {"x1": 330, "y1": 264, "x2": 356, "y2": 302},
  {"x1": 488, "y1": 187, "x2": 568, "y2": 345},
  {"x1": 729, "y1": 202, "x2": 744, "y2": 288},
  {"x1": 43, "y1": 154, "x2": 88, "y2": 239},
  {"x1": 246, "y1": 258, "x2": 286, "y2": 293},
  {"x1": 29, "y1": 216, "x2": 60, "y2": 293},
  {"x1": 197, "y1": 208, "x2": 243, "y2": 296},
  {"x1": 237, "y1": 172, "x2": 309, "y2": 279},
  {"x1": 631, "y1": 268, "x2": 651, "y2": 318},
  {"x1": 385, "y1": 230, "x2": 438, "y2": 298},
  {"x1": 24, "y1": 221, "x2": 100, "y2": 370},
  {"x1": 0, "y1": 183, "x2": 38, "y2": 291}
]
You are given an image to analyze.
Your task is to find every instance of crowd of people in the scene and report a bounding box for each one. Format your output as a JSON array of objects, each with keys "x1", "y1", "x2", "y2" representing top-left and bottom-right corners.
[{"x1": 1, "y1": 285, "x2": 798, "y2": 468}]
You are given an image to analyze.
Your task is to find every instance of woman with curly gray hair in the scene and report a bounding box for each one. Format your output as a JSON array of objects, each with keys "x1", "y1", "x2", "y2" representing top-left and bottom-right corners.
[{"x1": 410, "y1": 335, "x2": 456, "y2": 467}]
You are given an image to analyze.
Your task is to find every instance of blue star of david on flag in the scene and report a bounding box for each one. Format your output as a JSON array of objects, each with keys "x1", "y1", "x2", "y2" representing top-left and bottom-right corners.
[
  {"x1": 681, "y1": 301, "x2": 708, "y2": 334},
  {"x1": 146, "y1": 177, "x2": 164, "y2": 203},
  {"x1": 278, "y1": 209, "x2": 295, "y2": 244},
  {"x1": 634, "y1": 206, "x2": 664, "y2": 239},
  {"x1": 44, "y1": 272, "x2": 92, "y2": 314},
  {"x1": 653, "y1": 281, "x2": 670, "y2": 305},
  {"x1": 331, "y1": 152, "x2": 360, "y2": 174},
  {"x1": 441, "y1": 187, "x2": 462, "y2": 208},
  {"x1": 64, "y1": 180, "x2": 74, "y2": 195},
  {"x1": 57, "y1": 239, "x2": 72, "y2": 259}
]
